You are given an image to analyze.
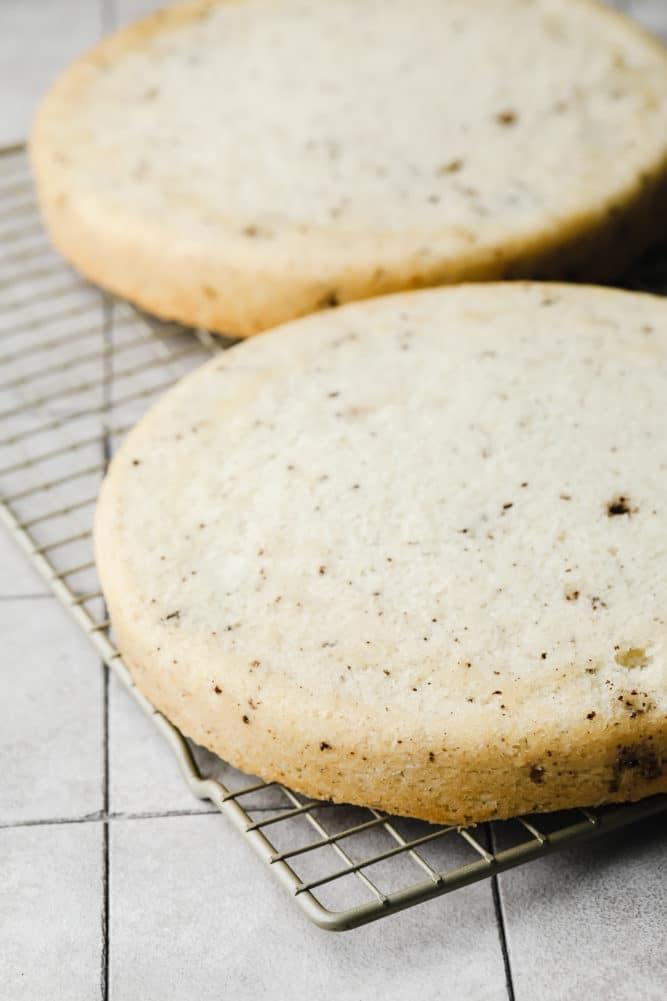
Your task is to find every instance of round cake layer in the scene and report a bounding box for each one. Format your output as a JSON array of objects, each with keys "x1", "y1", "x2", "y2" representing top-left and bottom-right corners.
[
  {"x1": 33, "y1": 0, "x2": 667, "y2": 335},
  {"x1": 95, "y1": 283, "x2": 667, "y2": 823}
]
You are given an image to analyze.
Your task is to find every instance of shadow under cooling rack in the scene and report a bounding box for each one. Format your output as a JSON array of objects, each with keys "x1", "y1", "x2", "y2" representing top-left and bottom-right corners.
[{"x1": 1, "y1": 144, "x2": 666, "y2": 931}]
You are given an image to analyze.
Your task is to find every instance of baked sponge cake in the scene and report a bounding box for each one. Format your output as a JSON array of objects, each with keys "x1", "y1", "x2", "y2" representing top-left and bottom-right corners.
[
  {"x1": 95, "y1": 283, "x2": 667, "y2": 824},
  {"x1": 32, "y1": 0, "x2": 667, "y2": 337}
]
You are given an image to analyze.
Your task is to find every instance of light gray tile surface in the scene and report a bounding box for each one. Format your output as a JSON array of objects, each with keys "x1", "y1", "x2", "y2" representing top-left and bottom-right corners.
[
  {"x1": 499, "y1": 816, "x2": 667, "y2": 1001},
  {"x1": 0, "y1": 821, "x2": 103, "y2": 1001},
  {"x1": 109, "y1": 812, "x2": 508, "y2": 1001},
  {"x1": 0, "y1": 530, "x2": 48, "y2": 597},
  {"x1": 113, "y1": 0, "x2": 169, "y2": 26},
  {"x1": 0, "y1": 0, "x2": 102, "y2": 146},
  {"x1": 628, "y1": 0, "x2": 667, "y2": 39},
  {"x1": 108, "y1": 670, "x2": 207, "y2": 816},
  {"x1": 0, "y1": 597, "x2": 103, "y2": 825}
]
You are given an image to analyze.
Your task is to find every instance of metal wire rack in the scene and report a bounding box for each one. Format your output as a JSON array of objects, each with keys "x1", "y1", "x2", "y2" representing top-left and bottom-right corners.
[{"x1": 1, "y1": 143, "x2": 665, "y2": 932}]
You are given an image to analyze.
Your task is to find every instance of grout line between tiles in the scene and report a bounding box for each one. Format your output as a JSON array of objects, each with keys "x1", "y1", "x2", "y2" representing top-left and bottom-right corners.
[
  {"x1": 102, "y1": 0, "x2": 117, "y2": 32},
  {"x1": 491, "y1": 872, "x2": 517, "y2": 1001},
  {"x1": 0, "y1": 591, "x2": 54, "y2": 600},
  {"x1": 0, "y1": 812, "x2": 104, "y2": 831},
  {"x1": 110, "y1": 807, "x2": 218, "y2": 821},
  {"x1": 0, "y1": 808, "x2": 220, "y2": 832},
  {"x1": 100, "y1": 292, "x2": 113, "y2": 1001},
  {"x1": 488, "y1": 823, "x2": 517, "y2": 1001},
  {"x1": 101, "y1": 820, "x2": 109, "y2": 1001},
  {"x1": 0, "y1": 802, "x2": 348, "y2": 833}
]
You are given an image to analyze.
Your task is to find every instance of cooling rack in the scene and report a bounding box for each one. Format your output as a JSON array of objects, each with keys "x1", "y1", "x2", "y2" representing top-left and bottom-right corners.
[{"x1": 1, "y1": 143, "x2": 665, "y2": 932}]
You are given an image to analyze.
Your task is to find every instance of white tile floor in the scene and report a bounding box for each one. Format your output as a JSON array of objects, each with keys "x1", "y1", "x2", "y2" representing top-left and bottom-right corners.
[
  {"x1": 501, "y1": 819, "x2": 667, "y2": 1001},
  {"x1": 107, "y1": 671, "x2": 214, "y2": 816},
  {"x1": 1, "y1": 2, "x2": 666, "y2": 999},
  {"x1": 0, "y1": 0, "x2": 103, "y2": 147},
  {"x1": 0, "y1": 598, "x2": 103, "y2": 825},
  {"x1": 109, "y1": 813, "x2": 507, "y2": 1001},
  {"x1": 1, "y1": 821, "x2": 104, "y2": 1001},
  {"x1": 0, "y1": 530, "x2": 48, "y2": 597}
]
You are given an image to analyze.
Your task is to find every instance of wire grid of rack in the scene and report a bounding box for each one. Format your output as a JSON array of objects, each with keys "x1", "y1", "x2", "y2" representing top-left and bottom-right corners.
[{"x1": 1, "y1": 143, "x2": 665, "y2": 932}]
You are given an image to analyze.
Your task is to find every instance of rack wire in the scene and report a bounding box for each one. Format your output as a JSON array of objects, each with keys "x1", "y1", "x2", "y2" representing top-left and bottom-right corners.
[{"x1": 1, "y1": 143, "x2": 665, "y2": 931}]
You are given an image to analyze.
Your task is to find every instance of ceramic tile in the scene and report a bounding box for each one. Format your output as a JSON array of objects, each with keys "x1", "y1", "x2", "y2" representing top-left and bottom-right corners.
[
  {"x1": 0, "y1": 0, "x2": 103, "y2": 146},
  {"x1": 0, "y1": 597, "x2": 103, "y2": 824},
  {"x1": 109, "y1": 812, "x2": 507, "y2": 1001},
  {"x1": 112, "y1": 0, "x2": 171, "y2": 28},
  {"x1": 0, "y1": 821, "x2": 103, "y2": 1001},
  {"x1": 628, "y1": 0, "x2": 667, "y2": 39},
  {"x1": 108, "y1": 670, "x2": 208, "y2": 816},
  {"x1": 499, "y1": 813, "x2": 667, "y2": 1001},
  {"x1": 0, "y1": 501, "x2": 101, "y2": 607},
  {"x1": 0, "y1": 525, "x2": 48, "y2": 597}
]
